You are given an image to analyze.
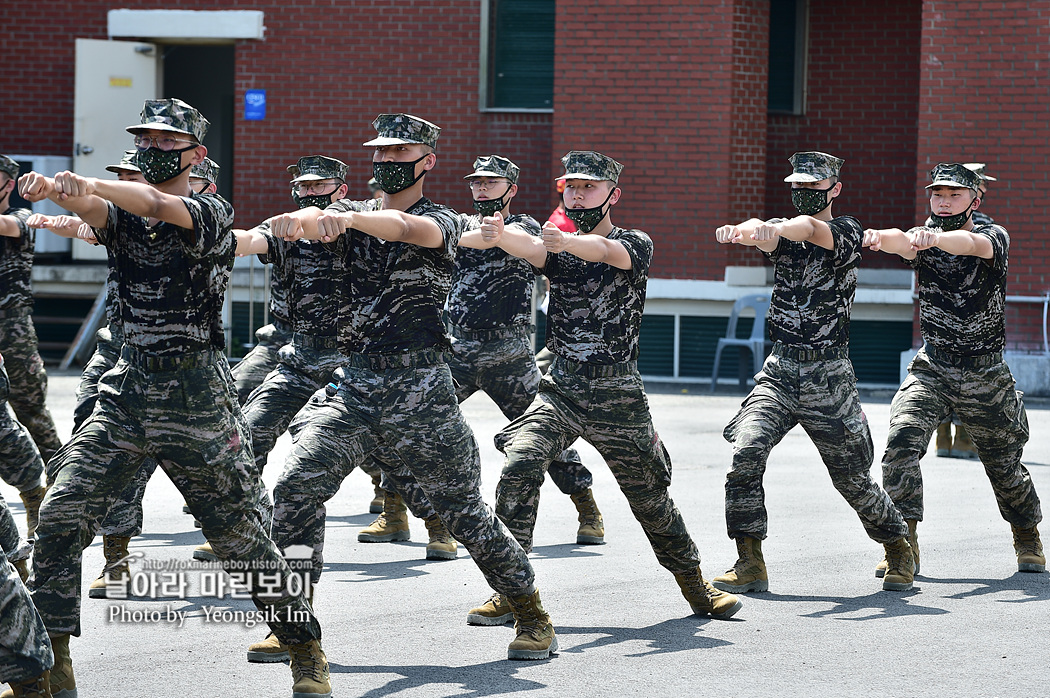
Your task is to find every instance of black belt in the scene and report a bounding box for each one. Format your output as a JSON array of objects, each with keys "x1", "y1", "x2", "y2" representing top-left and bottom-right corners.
[
  {"x1": 448, "y1": 324, "x2": 530, "y2": 342},
  {"x1": 121, "y1": 345, "x2": 224, "y2": 371},
  {"x1": 772, "y1": 341, "x2": 849, "y2": 362},
  {"x1": 924, "y1": 344, "x2": 1002, "y2": 369},
  {"x1": 554, "y1": 357, "x2": 638, "y2": 378},
  {"x1": 292, "y1": 332, "x2": 340, "y2": 350},
  {"x1": 346, "y1": 349, "x2": 446, "y2": 371}
]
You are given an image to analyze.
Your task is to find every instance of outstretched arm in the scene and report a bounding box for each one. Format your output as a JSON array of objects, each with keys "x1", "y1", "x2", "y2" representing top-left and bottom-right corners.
[
  {"x1": 315, "y1": 209, "x2": 445, "y2": 248},
  {"x1": 234, "y1": 228, "x2": 271, "y2": 257},
  {"x1": 862, "y1": 228, "x2": 916, "y2": 259},
  {"x1": 539, "y1": 222, "x2": 633, "y2": 269},
  {"x1": 18, "y1": 172, "x2": 109, "y2": 228},
  {"x1": 907, "y1": 227, "x2": 994, "y2": 259}
]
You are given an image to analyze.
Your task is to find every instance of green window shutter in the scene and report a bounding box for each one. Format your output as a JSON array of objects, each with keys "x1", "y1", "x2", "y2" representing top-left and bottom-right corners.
[
  {"x1": 638, "y1": 314, "x2": 675, "y2": 376},
  {"x1": 489, "y1": 0, "x2": 555, "y2": 109},
  {"x1": 848, "y1": 320, "x2": 913, "y2": 385}
]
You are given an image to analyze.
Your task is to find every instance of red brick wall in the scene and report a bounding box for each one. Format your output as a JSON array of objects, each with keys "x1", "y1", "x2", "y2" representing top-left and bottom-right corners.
[
  {"x1": 917, "y1": 0, "x2": 1050, "y2": 308},
  {"x1": 765, "y1": 0, "x2": 923, "y2": 270},
  {"x1": 552, "y1": 0, "x2": 743, "y2": 279},
  {"x1": 1, "y1": 1, "x2": 553, "y2": 228}
]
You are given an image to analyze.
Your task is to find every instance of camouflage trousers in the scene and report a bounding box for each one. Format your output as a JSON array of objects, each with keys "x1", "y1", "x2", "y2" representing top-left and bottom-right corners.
[
  {"x1": 271, "y1": 350, "x2": 535, "y2": 596},
  {"x1": 882, "y1": 347, "x2": 1041, "y2": 527},
  {"x1": 0, "y1": 495, "x2": 52, "y2": 684},
  {"x1": 242, "y1": 338, "x2": 347, "y2": 475},
  {"x1": 0, "y1": 359, "x2": 44, "y2": 494},
  {"x1": 72, "y1": 328, "x2": 157, "y2": 537},
  {"x1": 231, "y1": 322, "x2": 293, "y2": 406},
  {"x1": 0, "y1": 312, "x2": 62, "y2": 466},
  {"x1": 31, "y1": 346, "x2": 320, "y2": 645},
  {"x1": 495, "y1": 357, "x2": 700, "y2": 569},
  {"x1": 449, "y1": 331, "x2": 591, "y2": 495},
  {"x1": 723, "y1": 349, "x2": 907, "y2": 544}
]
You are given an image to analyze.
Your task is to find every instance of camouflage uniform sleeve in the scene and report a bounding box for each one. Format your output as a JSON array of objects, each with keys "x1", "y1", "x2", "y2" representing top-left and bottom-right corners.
[
  {"x1": 90, "y1": 201, "x2": 121, "y2": 248},
  {"x1": 975, "y1": 223, "x2": 1009, "y2": 276},
  {"x1": 614, "y1": 229, "x2": 653, "y2": 285},
  {"x1": 829, "y1": 215, "x2": 863, "y2": 270},
  {"x1": 429, "y1": 205, "x2": 462, "y2": 259},
  {"x1": 4, "y1": 208, "x2": 31, "y2": 247},
  {"x1": 258, "y1": 229, "x2": 285, "y2": 267},
  {"x1": 180, "y1": 192, "x2": 235, "y2": 257}
]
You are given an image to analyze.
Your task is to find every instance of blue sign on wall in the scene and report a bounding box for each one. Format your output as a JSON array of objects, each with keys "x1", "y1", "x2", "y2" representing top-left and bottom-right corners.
[{"x1": 245, "y1": 90, "x2": 266, "y2": 121}]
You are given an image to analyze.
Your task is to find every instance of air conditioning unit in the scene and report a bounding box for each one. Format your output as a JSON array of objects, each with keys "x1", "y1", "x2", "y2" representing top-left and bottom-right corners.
[{"x1": 7, "y1": 155, "x2": 76, "y2": 255}]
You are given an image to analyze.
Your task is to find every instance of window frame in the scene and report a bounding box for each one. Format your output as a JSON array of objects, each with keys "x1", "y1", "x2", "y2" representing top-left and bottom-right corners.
[{"x1": 479, "y1": 0, "x2": 556, "y2": 114}]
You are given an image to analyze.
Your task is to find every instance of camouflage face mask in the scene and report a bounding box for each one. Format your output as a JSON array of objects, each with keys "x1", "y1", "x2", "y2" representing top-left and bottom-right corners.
[
  {"x1": 565, "y1": 187, "x2": 614, "y2": 233},
  {"x1": 137, "y1": 145, "x2": 196, "y2": 185},
  {"x1": 471, "y1": 183, "x2": 513, "y2": 218},
  {"x1": 292, "y1": 191, "x2": 336, "y2": 210},
  {"x1": 372, "y1": 154, "x2": 428, "y2": 194},
  {"x1": 928, "y1": 205, "x2": 973, "y2": 232},
  {"x1": 791, "y1": 185, "x2": 835, "y2": 216}
]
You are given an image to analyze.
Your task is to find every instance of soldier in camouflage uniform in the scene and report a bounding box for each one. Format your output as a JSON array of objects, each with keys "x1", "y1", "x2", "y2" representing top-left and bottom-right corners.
[
  {"x1": 254, "y1": 114, "x2": 558, "y2": 662},
  {"x1": 0, "y1": 155, "x2": 57, "y2": 539},
  {"x1": 713, "y1": 151, "x2": 913, "y2": 594},
  {"x1": 17, "y1": 98, "x2": 330, "y2": 698},
  {"x1": 359, "y1": 155, "x2": 604, "y2": 569},
  {"x1": 0, "y1": 352, "x2": 54, "y2": 697},
  {"x1": 475, "y1": 151, "x2": 742, "y2": 623},
  {"x1": 930, "y1": 163, "x2": 998, "y2": 461},
  {"x1": 863, "y1": 162, "x2": 1044, "y2": 576}
]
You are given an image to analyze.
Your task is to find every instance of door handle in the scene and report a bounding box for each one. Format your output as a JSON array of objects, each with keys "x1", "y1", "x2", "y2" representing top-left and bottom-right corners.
[{"x1": 75, "y1": 143, "x2": 94, "y2": 156}]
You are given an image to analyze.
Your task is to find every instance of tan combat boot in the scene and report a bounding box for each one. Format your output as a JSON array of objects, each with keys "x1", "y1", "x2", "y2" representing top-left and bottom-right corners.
[
  {"x1": 506, "y1": 589, "x2": 558, "y2": 660},
  {"x1": 288, "y1": 639, "x2": 331, "y2": 697},
  {"x1": 712, "y1": 536, "x2": 768, "y2": 593},
  {"x1": 49, "y1": 634, "x2": 75, "y2": 698},
  {"x1": 19, "y1": 485, "x2": 47, "y2": 539},
  {"x1": 12, "y1": 558, "x2": 29, "y2": 584},
  {"x1": 569, "y1": 489, "x2": 605, "y2": 545},
  {"x1": 87, "y1": 535, "x2": 131, "y2": 599},
  {"x1": 934, "y1": 422, "x2": 952, "y2": 457},
  {"x1": 950, "y1": 425, "x2": 979, "y2": 460},
  {"x1": 192, "y1": 541, "x2": 219, "y2": 562},
  {"x1": 881, "y1": 537, "x2": 915, "y2": 591},
  {"x1": 1, "y1": 670, "x2": 51, "y2": 698},
  {"x1": 674, "y1": 566, "x2": 743, "y2": 618},
  {"x1": 1012, "y1": 525, "x2": 1046, "y2": 572},
  {"x1": 248, "y1": 632, "x2": 290, "y2": 663},
  {"x1": 466, "y1": 592, "x2": 514, "y2": 626},
  {"x1": 876, "y1": 519, "x2": 920, "y2": 578},
  {"x1": 358, "y1": 492, "x2": 410, "y2": 542},
  {"x1": 424, "y1": 515, "x2": 457, "y2": 560},
  {"x1": 368, "y1": 475, "x2": 384, "y2": 514}
]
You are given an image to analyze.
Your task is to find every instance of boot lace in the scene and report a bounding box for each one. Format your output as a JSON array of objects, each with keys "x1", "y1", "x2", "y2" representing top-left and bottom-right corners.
[
  {"x1": 1014, "y1": 528, "x2": 1042, "y2": 556},
  {"x1": 573, "y1": 492, "x2": 600, "y2": 526},
  {"x1": 14, "y1": 672, "x2": 50, "y2": 697},
  {"x1": 425, "y1": 516, "x2": 452, "y2": 543},
  {"x1": 290, "y1": 643, "x2": 323, "y2": 682}
]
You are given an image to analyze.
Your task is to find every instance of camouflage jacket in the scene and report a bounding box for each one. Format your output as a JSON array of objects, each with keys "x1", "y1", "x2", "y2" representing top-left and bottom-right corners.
[
  {"x1": 324, "y1": 197, "x2": 461, "y2": 355},
  {"x1": 906, "y1": 223, "x2": 1009, "y2": 356},
  {"x1": 258, "y1": 231, "x2": 344, "y2": 337},
  {"x1": 446, "y1": 213, "x2": 539, "y2": 331},
  {"x1": 0, "y1": 207, "x2": 34, "y2": 311},
  {"x1": 94, "y1": 192, "x2": 235, "y2": 356},
  {"x1": 541, "y1": 227, "x2": 651, "y2": 364},
  {"x1": 763, "y1": 215, "x2": 862, "y2": 349}
]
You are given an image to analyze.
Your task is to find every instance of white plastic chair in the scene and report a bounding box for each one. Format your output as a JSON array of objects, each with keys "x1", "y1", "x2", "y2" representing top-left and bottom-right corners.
[{"x1": 710, "y1": 294, "x2": 771, "y2": 391}]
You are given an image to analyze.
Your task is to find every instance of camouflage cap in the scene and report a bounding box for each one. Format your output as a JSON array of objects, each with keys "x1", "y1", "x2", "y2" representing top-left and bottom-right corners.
[
  {"x1": 784, "y1": 151, "x2": 844, "y2": 182},
  {"x1": 190, "y1": 158, "x2": 220, "y2": 184},
  {"x1": 125, "y1": 98, "x2": 210, "y2": 143},
  {"x1": 287, "y1": 155, "x2": 349, "y2": 184},
  {"x1": 362, "y1": 114, "x2": 441, "y2": 148},
  {"x1": 963, "y1": 162, "x2": 997, "y2": 182},
  {"x1": 464, "y1": 155, "x2": 520, "y2": 184},
  {"x1": 926, "y1": 163, "x2": 981, "y2": 192},
  {"x1": 0, "y1": 154, "x2": 21, "y2": 180},
  {"x1": 105, "y1": 150, "x2": 141, "y2": 174},
  {"x1": 556, "y1": 151, "x2": 623, "y2": 183}
]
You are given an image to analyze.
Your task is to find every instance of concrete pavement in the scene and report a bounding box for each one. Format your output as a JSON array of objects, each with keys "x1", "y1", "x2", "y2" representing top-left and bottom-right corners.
[{"x1": 2, "y1": 371, "x2": 1047, "y2": 697}]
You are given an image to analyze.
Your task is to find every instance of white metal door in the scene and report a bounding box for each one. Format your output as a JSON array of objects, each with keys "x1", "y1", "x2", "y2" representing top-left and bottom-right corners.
[{"x1": 73, "y1": 39, "x2": 158, "y2": 260}]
